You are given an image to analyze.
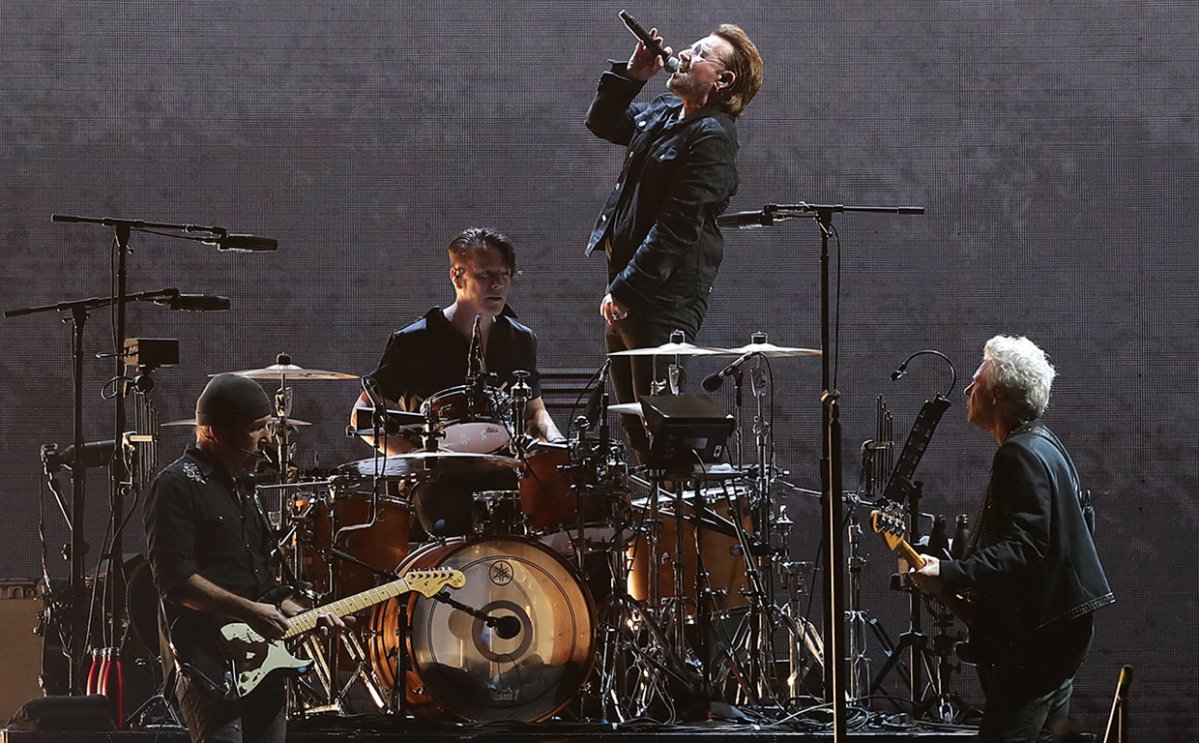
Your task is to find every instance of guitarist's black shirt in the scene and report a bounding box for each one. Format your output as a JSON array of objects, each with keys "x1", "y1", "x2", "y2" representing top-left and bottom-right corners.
[{"x1": 145, "y1": 445, "x2": 279, "y2": 695}]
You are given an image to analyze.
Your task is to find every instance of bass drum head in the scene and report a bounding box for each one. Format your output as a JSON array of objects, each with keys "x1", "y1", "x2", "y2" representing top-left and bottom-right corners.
[{"x1": 369, "y1": 537, "x2": 594, "y2": 722}]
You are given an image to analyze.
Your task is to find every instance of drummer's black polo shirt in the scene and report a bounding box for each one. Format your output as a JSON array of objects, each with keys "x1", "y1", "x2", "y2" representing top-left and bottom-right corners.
[{"x1": 369, "y1": 306, "x2": 543, "y2": 412}]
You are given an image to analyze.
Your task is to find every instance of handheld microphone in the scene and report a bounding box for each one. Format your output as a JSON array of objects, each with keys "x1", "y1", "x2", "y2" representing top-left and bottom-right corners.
[
  {"x1": 154, "y1": 293, "x2": 231, "y2": 312},
  {"x1": 203, "y1": 233, "x2": 278, "y2": 252},
  {"x1": 618, "y1": 10, "x2": 680, "y2": 73},
  {"x1": 702, "y1": 351, "x2": 755, "y2": 392}
]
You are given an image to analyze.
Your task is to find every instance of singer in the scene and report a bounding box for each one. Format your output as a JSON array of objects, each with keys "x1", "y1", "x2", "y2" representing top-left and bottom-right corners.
[
  {"x1": 350, "y1": 228, "x2": 562, "y2": 535},
  {"x1": 909, "y1": 336, "x2": 1114, "y2": 742},
  {"x1": 584, "y1": 22, "x2": 763, "y2": 461},
  {"x1": 145, "y1": 374, "x2": 347, "y2": 743}
]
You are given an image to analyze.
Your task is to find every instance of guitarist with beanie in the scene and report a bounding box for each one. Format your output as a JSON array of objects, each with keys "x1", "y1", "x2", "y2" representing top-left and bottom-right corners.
[
  {"x1": 909, "y1": 336, "x2": 1114, "y2": 742},
  {"x1": 145, "y1": 373, "x2": 348, "y2": 742}
]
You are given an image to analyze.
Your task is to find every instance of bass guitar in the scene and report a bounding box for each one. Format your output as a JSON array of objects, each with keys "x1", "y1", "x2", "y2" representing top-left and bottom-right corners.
[
  {"x1": 869, "y1": 506, "x2": 973, "y2": 624},
  {"x1": 219, "y1": 567, "x2": 465, "y2": 696}
]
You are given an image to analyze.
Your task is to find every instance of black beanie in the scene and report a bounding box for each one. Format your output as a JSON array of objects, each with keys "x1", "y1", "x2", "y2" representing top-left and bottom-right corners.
[{"x1": 195, "y1": 373, "x2": 273, "y2": 426}]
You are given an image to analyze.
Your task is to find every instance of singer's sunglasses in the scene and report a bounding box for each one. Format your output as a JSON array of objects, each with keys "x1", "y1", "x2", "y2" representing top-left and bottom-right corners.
[{"x1": 683, "y1": 41, "x2": 729, "y2": 70}]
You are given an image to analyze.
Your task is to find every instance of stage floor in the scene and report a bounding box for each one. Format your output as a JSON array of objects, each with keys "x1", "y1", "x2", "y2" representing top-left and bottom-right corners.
[{"x1": 3, "y1": 716, "x2": 980, "y2": 743}]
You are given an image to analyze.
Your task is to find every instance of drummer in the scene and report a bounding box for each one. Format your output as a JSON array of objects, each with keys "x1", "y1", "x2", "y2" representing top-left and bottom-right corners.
[{"x1": 351, "y1": 227, "x2": 563, "y2": 534}]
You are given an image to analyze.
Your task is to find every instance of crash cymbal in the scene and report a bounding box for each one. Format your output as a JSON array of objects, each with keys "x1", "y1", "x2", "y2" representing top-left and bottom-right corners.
[
  {"x1": 340, "y1": 450, "x2": 520, "y2": 480},
  {"x1": 722, "y1": 341, "x2": 821, "y2": 358},
  {"x1": 161, "y1": 417, "x2": 312, "y2": 427},
  {"x1": 608, "y1": 341, "x2": 724, "y2": 357},
  {"x1": 216, "y1": 363, "x2": 359, "y2": 381}
]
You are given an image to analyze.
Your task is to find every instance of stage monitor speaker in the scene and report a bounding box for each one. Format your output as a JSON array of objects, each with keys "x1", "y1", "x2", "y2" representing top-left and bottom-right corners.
[
  {"x1": 0, "y1": 582, "x2": 48, "y2": 722},
  {"x1": 6, "y1": 695, "x2": 115, "y2": 732},
  {"x1": 640, "y1": 394, "x2": 734, "y2": 468}
]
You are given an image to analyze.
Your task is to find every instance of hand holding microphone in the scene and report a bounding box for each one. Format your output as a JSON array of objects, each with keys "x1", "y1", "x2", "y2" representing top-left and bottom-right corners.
[{"x1": 619, "y1": 10, "x2": 677, "y2": 80}]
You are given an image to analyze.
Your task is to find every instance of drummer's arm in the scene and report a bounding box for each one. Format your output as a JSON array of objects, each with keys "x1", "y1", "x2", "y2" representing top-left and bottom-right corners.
[
  {"x1": 350, "y1": 391, "x2": 415, "y2": 455},
  {"x1": 526, "y1": 397, "x2": 565, "y2": 443}
]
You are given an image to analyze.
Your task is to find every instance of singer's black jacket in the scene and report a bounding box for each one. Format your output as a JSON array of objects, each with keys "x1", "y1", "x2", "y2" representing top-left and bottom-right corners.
[
  {"x1": 585, "y1": 61, "x2": 738, "y2": 314},
  {"x1": 144, "y1": 445, "x2": 280, "y2": 696}
]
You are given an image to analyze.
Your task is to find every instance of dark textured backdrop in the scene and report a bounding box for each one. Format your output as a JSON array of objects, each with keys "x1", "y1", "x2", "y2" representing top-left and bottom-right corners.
[{"x1": 1, "y1": 1, "x2": 1195, "y2": 738}]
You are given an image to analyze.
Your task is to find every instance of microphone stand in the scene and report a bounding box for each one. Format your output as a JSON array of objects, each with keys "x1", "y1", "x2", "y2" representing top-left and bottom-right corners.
[
  {"x1": 5, "y1": 286, "x2": 186, "y2": 692},
  {"x1": 719, "y1": 201, "x2": 924, "y2": 740}
]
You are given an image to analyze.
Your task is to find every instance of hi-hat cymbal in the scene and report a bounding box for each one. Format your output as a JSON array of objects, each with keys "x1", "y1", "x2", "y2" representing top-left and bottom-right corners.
[
  {"x1": 608, "y1": 341, "x2": 724, "y2": 357},
  {"x1": 214, "y1": 362, "x2": 358, "y2": 381},
  {"x1": 723, "y1": 341, "x2": 821, "y2": 358},
  {"x1": 161, "y1": 416, "x2": 312, "y2": 427},
  {"x1": 340, "y1": 450, "x2": 520, "y2": 480}
]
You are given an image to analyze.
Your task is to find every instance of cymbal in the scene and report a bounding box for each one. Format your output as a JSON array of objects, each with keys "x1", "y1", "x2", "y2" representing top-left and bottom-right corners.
[
  {"x1": 608, "y1": 341, "x2": 724, "y2": 357},
  {"x1": 215, "y1": 363, "x2": 359, "y2": 381},
  {"x1": 340, "y1": 450, "x2": 520, "y2": 480},
  {"x1": 608, "y1": 402, "x2": 644, "y2": 417},
  {"x1": 161, "y1": 416, "x2": 312, "y2": 427},
  {"x1": 723, "y1": 341, "x2": 821, "y2": 358}
]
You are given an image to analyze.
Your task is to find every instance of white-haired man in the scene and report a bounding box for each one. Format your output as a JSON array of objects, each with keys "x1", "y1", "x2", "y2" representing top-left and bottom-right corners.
[{"x1": 910, "y1": 336, "x2": 1114, "y2": 742}]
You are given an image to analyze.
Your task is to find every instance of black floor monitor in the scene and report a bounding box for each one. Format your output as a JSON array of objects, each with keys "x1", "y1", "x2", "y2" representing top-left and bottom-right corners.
[{"x1": 640, "y1": 394, "x2": 735, "y2": 468}]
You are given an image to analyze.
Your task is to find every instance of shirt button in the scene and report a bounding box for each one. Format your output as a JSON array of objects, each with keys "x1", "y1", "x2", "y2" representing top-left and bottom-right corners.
[
  {"x1": 615, "y1": 182, "x2": 621, "y2": 190},
  {"x1": 638, "y1": 120, "x2": 647, "y2": 128},
  {"x1": 600, "y1": 214, "x2": 608, "y2": 222}
]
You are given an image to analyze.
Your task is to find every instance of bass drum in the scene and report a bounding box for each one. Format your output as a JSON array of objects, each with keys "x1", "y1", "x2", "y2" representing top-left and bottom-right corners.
[{"x1": 369, "y1": 537, "x2": 595, "y2": 722}]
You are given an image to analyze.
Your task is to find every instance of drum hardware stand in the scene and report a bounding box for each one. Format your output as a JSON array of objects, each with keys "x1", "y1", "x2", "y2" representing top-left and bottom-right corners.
[
  {"x1": 844, "y1": 494, "x2": 898, "y2": 703},
  {"x1": 845, "y1": 400, "x2": 896, "y2": 703},
  {"x1": 719, "y1": 200, "x2": 925, "y2": 741},
  {"x1": 648, "y1": 329, "x2": 691, "y2": 396}
]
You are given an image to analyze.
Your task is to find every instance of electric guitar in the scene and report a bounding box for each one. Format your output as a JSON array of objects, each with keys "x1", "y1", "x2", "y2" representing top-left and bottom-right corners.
[
  {"x1": 869, "y1": 507, "x2": 973, "y2": 624},
  {"x1": 218, "y1": 568, "x2": 465, "y2": 696}
]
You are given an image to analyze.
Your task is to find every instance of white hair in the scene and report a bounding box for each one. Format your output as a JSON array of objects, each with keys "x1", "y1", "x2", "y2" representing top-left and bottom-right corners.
[{"x1": 982, "y1": 335, "x2": 1057, "y2": 421}]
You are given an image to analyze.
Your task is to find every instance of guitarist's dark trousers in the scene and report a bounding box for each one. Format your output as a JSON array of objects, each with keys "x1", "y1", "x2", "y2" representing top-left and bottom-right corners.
[
  {"x1": 175, "y1": 672, "x2": 286, "y2": 743},
  {"x1": 974, "y1": 612, "x2": 1093, "y2": 743}
]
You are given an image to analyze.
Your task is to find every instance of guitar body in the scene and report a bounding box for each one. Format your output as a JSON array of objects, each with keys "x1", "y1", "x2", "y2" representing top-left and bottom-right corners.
[
  {"x1": 219, "y1": 623, "x2": 310, "y2": 696},
  {"x1": 216, "y1": 567, "x2": 465, "y2": 697}
]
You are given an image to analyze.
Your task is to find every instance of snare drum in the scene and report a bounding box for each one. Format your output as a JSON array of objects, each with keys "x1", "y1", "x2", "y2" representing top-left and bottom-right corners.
[
  {"x1": 422, "y1": 385, "x2": 512, "y2": 454},
  {"x1": 369, "y1": 536, "x2": 595, "y2": 722}
]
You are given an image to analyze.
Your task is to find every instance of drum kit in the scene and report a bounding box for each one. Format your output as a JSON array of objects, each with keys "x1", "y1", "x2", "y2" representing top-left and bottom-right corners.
[{"x1": 217, "y1": 334, "x2": 826, "y2": 724}]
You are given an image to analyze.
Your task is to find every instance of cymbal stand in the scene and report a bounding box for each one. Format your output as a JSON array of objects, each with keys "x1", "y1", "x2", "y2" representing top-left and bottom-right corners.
[
  {"x1": 649, "y1": 329, "x2": 689, "y2": 396},
  {"x1": 268, "y1": 354, "x2": 295, "y2": 479}
]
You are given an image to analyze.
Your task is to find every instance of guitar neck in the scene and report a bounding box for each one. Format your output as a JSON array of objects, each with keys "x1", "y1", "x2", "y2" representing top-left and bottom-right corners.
[
  {"x1": 893, "y1": 536, "x2": 927, "y2": 570},
  {"x1": 283, "y1": 576, "x2": 411, "y2": 639}
]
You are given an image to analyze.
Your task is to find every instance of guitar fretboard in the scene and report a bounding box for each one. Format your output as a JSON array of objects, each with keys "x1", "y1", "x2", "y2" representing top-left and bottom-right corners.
[{"x1": 283, "y1": 577, "x2": 411, "y2": 639}]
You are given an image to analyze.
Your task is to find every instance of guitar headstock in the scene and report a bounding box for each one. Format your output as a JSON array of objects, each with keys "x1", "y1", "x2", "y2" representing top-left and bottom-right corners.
[
  {"x1": 403, "y1": 567, "x2": 467, "y2": 597},
  {"x1": 870, "y1": 505, "x2": 908, "y2": 551}
]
